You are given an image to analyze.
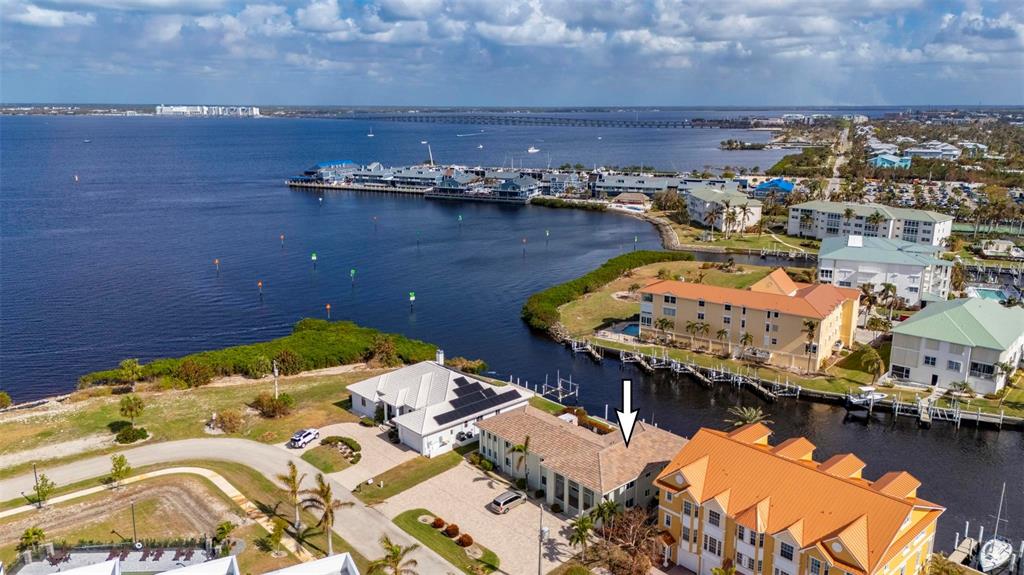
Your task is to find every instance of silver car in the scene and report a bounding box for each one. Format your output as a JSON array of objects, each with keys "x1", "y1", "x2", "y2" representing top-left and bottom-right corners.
[{"x1": 487, "y1": 490, "x2": 527, "y2": 514}]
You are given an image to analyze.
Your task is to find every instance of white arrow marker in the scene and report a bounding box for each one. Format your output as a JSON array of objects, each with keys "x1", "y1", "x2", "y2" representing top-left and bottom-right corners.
[{"x1": 616, "y1": 378, "x2": 639, "y2": 448}]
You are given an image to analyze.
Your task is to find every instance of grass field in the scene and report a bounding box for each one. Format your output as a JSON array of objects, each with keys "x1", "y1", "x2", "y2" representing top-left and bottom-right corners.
[
  {"x1": 392, "y1": 508, "x2": 500, "y2": 574},
  {"x1": 300, "y1": 445, "x2": 352, "y2": 473},
  {"x1": 353, "y1": 443, "x2": 477, "y2": 505},
  {"x1": 558, "y1": 260, "x2": 774, "y2": 337},
  {"x1": 827, "y1": 342, "x2": 892, "y2": 387},
  {"x1": 0, "y1": 369, "x2": 387, "y2": 479},
  {"x1": 653, "y1": 214, "x2": 821, "y2": 254},
  {"x1": 528, "y1": 395, "x2": 565, "y2": 415}
]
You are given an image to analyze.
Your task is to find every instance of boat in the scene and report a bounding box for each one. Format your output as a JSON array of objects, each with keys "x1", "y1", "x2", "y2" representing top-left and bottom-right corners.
[
  {"x1": 978, "y1": 483, "x2": 1012, "y2": 572},
  {"x1": 846, "y1": 386, "x2": 887, "y2": 408},
  {"x1": 367, "y1": 127, "x2": 374, "y2": 138},
  {"x1": 420, "y1": 140, "x2": 427, "y2": 144},
  {"x1": 527, "y1": 146, "x2": 540, "y2": 154},
  {"x1": 477, "y1": 144, "x2": 484, "y2": 149},
  {"x1": 82, "y1": 139, "x2": 92, "y2": 143}
]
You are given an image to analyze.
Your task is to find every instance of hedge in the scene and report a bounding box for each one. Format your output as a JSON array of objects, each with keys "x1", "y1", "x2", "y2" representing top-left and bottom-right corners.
[
  {"x1": 520, "y1": 250, "x2": 694, "y2": 333},
  {"x1": 78, "y1": 319, "x2": 437, "y2": 387},
  {"x1": 530, "y1": 197, "x2": 607, "y2": 211}
]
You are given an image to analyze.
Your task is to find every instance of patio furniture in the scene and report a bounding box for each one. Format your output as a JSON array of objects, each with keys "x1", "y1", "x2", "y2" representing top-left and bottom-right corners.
[{"x1": 152, "y1": 549, "x2": 164, "y2": 561}]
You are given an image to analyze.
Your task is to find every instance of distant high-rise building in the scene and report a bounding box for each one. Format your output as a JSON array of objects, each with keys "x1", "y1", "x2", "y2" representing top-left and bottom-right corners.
[{"x1": 155, "y1": 105, "x2": 260, "y2": 117}]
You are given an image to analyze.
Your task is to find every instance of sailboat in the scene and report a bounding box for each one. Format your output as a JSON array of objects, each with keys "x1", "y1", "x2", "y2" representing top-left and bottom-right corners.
[
  {"x1": 978, "y1": 482, "x2": 1012, "y2": 572},
  {"x1": 367, "y1": 127, "x2": 374, "y2": 138}
]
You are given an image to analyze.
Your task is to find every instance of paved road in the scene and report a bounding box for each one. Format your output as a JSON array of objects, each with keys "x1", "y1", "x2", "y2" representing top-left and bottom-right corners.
[
  {"x1": 0, "y1": 438, "x2": 459, "y2": 574},
  {"x1": 826, "y1": 124, "x2": 851, "y2": 200}
]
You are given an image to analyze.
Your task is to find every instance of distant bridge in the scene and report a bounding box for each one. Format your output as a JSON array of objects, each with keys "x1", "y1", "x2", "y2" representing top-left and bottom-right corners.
[{"x1": 339, "y1": 114, "x2": 754, "y2": 129}]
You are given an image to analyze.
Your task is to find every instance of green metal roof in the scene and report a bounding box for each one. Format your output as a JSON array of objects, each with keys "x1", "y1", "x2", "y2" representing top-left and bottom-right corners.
[
  {"x1": 686, "y1": 185, "x2": 761, "y2": 206},
  {"x1": 789, "y1": 201, "x2": 953, "y2": 223},
  {"x1": 818, "y1": 236, "x2": 951, "y2": 267},
  {"x1": 892, "y1": 298, "x2": 1024, "y2": 350}
]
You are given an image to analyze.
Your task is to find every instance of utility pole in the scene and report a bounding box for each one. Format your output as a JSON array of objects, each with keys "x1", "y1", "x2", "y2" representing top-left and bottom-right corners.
[
  {"x1": 131, "y1": 502, "x2": 138, "y2": 543},
  {"x1": 32, "y1": 463, "x2": 39, "y2": 507},
  {"x1": 537, "y1": 503, "x2": 547, "y2": 575},
  {"x1": 272, "y1": 360, "x2": 279, "y2": 400}
]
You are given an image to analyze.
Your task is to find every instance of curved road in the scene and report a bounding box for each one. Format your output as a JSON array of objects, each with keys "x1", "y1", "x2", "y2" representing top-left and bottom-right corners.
[{"x1": 0, "y1": 438, "x2": 459, "y2": 574}]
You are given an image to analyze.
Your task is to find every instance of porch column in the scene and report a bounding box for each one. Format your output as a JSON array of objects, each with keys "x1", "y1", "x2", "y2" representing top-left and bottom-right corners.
[
  {"x1": 561, "y1": 475, "x2": 570, "y2": 512},
  {"x1": 545, "y1": 468, "x2": 555, "y2": 506},
  {"x1": 576, "y1": 485, "x2": 584, "y2": 516}
]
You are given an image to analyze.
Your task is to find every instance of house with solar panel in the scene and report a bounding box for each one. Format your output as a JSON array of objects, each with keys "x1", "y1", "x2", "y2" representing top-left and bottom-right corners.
[{"x1": 348, "y1": 350, "x2": 532, "y2": 457}]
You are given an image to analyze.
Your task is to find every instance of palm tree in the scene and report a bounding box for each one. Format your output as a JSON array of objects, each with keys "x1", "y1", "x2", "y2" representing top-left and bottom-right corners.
[
  {"x1": 879, "y1": 283, "x2": 898, "y2": 319},
  {"x1": 798, "y1": 212, "x2": 814, "y2": 237},
  {"x1": 589, "y1": 499, "x2": 621, "y2": 534},
  {"x1": 927, "y1": 553, "x2": 964, "y2": 575},
  {"x1": 17, "y1": 526, "x2": 46, "y2": 552},
  {"x1": 725, "y1": 406, "x2": 772, "y2": 428},
  {"x1": 509, "y1": 435, "x2": 531, "y2": 481},
  {"x1": 685, "y1": 320, "x2": 699, "y2": 347},
  {"x1": 716, "y1": 328, "x2": 730, "y2": 355},
  {"x1": 301, "y1": 473, "x2": 353, "y2": 556},
  {"x1": 696, "y1": 321, "x2": 711, "y2": 349},
  {"x1": 703, "y1": 205, "x2": 722, "y2": 240},
  {"x1": 949, "y1": 381, "x2": 975, "y2": 398},
  {"x1": 568, "y1": 514, "x2": 595, "y2": 561},
  {"x1": 712, "y1": 559, "x2": 738, "y2": 575},
  {"x1": 724, "y1": 209, "x2": 738, "y2": 239},
  {"x1": 866, "y1": 211, "x2": 886, "y2": 233},
  {"x1": 739, "y1": 332, "x2": 754, "y2": 349},
  {"x1": 842, "y1": 207, "x2": 855, "y2": 228},
  {"x1": 861, "y1": 345, "x2": 886, "y2": 384},
  {"x1": 802, "y1": 319, "x2": 818, "y2": 372},
  {"x1": 859, "y1": 283, "x2": 877, "y2": 326},
  {"x1": 368, "y1": 535, "x2": 420, "y2": 575},
  {"x1": 738, "y1": 203, "x2": 753, "y2": 236},
  {"x1": 865, "y1": 316, "x2": 891, "y2": 341},
  {"x1": 277, "y1": 461, "x2": 307, "y2": 531},
  {"x1": 654, "y1": 317, "x2": 675, "y2": 342}
]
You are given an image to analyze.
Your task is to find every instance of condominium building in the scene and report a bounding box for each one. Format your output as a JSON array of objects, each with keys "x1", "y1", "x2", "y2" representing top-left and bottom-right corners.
[
  {"x1": 683, "y1": 185, "x2": 763, "y2": 233},
  {"x1": 904, "y1": 141, "x2": 961, "y2": 161},
  {"x1": 639, "y1": 269, "x2": 859, "y2": 371},
  {"x1": 592, "y1": 174, "x2": 673, "y2": 197},
  {"x1": 477, "y1": 405, "x2": 687, "y2": 516},
  {"x1": 788, "y1": 201, "x2": 953, "y2": 247},
  {"x1": 817, "y1": 236, "x2": 952, "y2": 307},
  {"x1": 889, "y1": 298, "x2": 1024, "y2": 395},
  {"x1": 655, "y1": 424, "x2": 944, "y2": 575}
]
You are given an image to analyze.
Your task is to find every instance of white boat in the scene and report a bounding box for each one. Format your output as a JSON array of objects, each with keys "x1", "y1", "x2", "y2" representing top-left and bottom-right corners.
[
  {"x1": 527, "y1": 146, "x2": 540, "y2": 154},
  {"x1": 848, "y1": 386, "x2": 887, "y2": 406},
  {"x1": 367, "y1": 127, "x2": 374, "y2": 138},
  {"x1": 978, "y1": 483, "x2": 1012, "y2": 572},
  {"x1": 420, "y1": 140, "x2": 427, "y2": 144},
  {"x1": 477, "y1": 144, "x2": 484, "y2": 149}
]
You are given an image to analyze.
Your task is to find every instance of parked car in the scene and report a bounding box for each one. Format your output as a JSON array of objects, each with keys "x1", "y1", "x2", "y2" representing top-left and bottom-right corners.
[
  {"x1": 288, "y1": 428, "x2": 319, "y2": 448},
  {"x1": 487, "y1": 490, "x2": 527, "y2": 514}
]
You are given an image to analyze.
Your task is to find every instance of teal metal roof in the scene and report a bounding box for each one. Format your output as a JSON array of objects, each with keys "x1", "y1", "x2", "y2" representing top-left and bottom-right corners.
[
  {"x1": 818, "y1": 236, "x2": 951, "y2": 267},
  {"x1": 892, "y1": 298, "x2": 1024, "y2": 350},
  {"x1": 789, "y1": 201, "x2": 953, "y2": 223}
]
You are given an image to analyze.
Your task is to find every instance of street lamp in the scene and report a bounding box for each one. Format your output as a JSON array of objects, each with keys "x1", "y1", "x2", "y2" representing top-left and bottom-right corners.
[{"x1": 272, "y1": 360, "x2": 279, "y2": 400}]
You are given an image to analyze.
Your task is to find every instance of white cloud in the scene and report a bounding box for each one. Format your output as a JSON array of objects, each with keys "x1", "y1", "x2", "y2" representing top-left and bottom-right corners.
[
  {"x1": 143, "y1": 14, "x2": 184, "y2": 41},
  {"x1": 44, "y1": 0, "x2": 227, "y2": 11},
  {"x1": 5, "y1": 2, "x2": 95, "y2": 26}
]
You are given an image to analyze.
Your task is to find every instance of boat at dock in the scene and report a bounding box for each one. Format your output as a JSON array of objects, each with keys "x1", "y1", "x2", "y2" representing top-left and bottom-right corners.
[
  {"x1": 846, "y1": 386, "x2": 887, "y2": 410},
  {"x1": 978, "y1": 483, "x2": 1012, "y2": 572}
]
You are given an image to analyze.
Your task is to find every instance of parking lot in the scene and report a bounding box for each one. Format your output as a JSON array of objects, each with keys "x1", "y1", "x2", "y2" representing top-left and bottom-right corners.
[{"x1": 377, "y1": 460, "x2": 574, "y2": 575}]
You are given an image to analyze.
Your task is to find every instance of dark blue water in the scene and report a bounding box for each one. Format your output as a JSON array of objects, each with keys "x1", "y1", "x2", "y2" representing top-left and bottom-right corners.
[{"x1": 1, "y1": 115, "x2": 1021, "y2": 548}]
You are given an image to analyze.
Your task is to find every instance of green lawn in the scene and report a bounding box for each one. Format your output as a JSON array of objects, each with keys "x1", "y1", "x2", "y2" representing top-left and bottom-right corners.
[
  {"x1": 658, "y1": 216, "x2": 821, "y2": 254},
  {"x1": 300, "y1": 445, "x2": 352, "y2": 473},
  {"x1": 392, "y1": 508, "x2": 500, "y2": 574},
  {"x1": 827, "y1": 342, "x2": 892, "y2": 387},
  {"x1": 353, "y1": 443, "x2": 477, "y2": 505},
  {"x1": 558, "y1": 260, "x2": 774, "y2": 337},
  {"x1": 0, "y1": 370, "x2": 385, "y2": 480},
  {"x1": 529, "y1": 395, "x2": 565, "y2": 415}
]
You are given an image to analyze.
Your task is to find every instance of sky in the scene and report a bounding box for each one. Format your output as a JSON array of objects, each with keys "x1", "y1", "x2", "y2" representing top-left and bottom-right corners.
[{"x1": 2, "y1": 0, "x2": 1023, "y2": 106}]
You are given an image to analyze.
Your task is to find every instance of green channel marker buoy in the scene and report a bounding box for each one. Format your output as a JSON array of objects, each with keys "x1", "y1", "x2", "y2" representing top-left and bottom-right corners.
[{"x1": 311, "y1": 252, "x2": 317, "y2": 270}]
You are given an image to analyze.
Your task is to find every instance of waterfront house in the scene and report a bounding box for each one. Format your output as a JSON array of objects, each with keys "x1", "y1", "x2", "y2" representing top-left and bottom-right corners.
[
  {"x1": 817, "y1": 236, "x2": 951, "y2": 307},
  {"x1": 543, "y1": 172, "x2": 582, "y2": 195},
  {"x1": 868, "y1": 154, "x2": 912, "y2": 169},
  {"x1": 592, "y1": 174, "x2": 673, "y2": 198},
  {"x1": 655, "y1": 424, "x2": 944, "y2": 575},
  {"x1": 495, "y1": 176, "x2": 541, "y2": 201},
  {"x1": 391, "y1": 165, "x2": 448, "y2": 188},
  {"x1": 682, "y1": 185, "x2": 762, "y2": 233},
  {"x1": 787, "y1": 201, "x2": 953, "y2": 246},
  {"x1": 752, "y1": 178, "x2": 795, "y2": 198},
  {"x1": 640, "y1": 269, "x2": 859, "y2": 371},
  {"x1": 348, "y1": 351, "x2": 531, "y2": 457},
  {"x1": 476, "y1": 405, "x2": 687, "y2": 516},
  {"x1": 888, "y1": 298, "x2": 1024, "y2": 395}
]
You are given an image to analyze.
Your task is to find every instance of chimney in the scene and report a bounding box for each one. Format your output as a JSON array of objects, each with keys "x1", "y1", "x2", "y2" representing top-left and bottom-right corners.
[{"x1": 435, "y1": 348, "x2": 445, "y2": 365}]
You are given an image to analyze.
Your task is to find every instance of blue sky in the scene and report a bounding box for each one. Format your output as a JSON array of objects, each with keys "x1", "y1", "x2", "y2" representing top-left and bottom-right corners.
[{"x1": 2, "y1": 0, "x2": 1022, "y2": 105}]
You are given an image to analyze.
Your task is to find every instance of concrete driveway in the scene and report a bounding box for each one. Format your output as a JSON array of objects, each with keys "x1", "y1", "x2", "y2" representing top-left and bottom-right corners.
[
  {"x1": 378, "y1": 460, "x2": 574, "y2": 575},
  {"x1": 274, "y1": 422, "x2": 419, "y2": 490}
]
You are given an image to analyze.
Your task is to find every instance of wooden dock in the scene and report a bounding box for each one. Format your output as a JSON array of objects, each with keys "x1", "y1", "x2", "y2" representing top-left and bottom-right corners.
[{"x1": 286, "y1": 180, "x2": 426, "y2": 195}]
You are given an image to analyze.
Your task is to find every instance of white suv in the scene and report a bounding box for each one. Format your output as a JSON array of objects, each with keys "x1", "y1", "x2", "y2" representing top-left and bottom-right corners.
[{"x1": 288, "y1": 428, "x2": 319, "y2": 448}]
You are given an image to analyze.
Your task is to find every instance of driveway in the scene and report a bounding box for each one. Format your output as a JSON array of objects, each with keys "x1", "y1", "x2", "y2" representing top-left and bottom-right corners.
[
  {"x1": 0, "y1": 438, "x2": 459, "y2": 574},
  {"x1": 378, "y1": 460, "x2": 574, "y2": 575},
  {"x1": 318, "y1": 422, "x2": 418, "y2": 489}
]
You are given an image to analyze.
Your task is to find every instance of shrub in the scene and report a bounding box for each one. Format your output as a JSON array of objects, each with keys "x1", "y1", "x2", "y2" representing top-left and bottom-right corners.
[
  {"x1": 457, "y1": 534, "x2": 473, "y2": 547},
  {"x1": 521, "y1": 251, "x2": 694, "y2": 333},
  {"x1": 252, "y1": 391, "x2": 295, "y2": 418},
  {"x1": 0, "y1": 391, "x2": 11, "y2": 409},
  {"x1": 515, "y1": 478, "x2": 527, "y2": 490},
  {"x1": 340, "y1": 437, "x2": 361, "y2": 452},
  {"x1": 243, "y1": 354, "x2": 272, "y2": 378},
  {"x1": 273, "y1": 349, "x2": 303, "y2": 376},
  {"x1": 550, "y1": 503, "x2": 562, "y2": 514},
  {"x1": 444, "y1": 524, "x2": 460, "y2": 538},
  {"x1": 350, "y1": 453, "x2": 361, "y2": 464},
  {"x1": 154, "y1": 376, "x2": 188, "y2": 391},
  {"x1": 535, "y1": 489, "x2": 546, "y2": 499},
  {"x1": 217, "y1": 408, "x2": 243, "y2": 433},
  {"x1": 359, "y1": 417, "x2": 376, "y2": 427},
  {"x1": 565, "y1": 566, "x2": 593, "y2": 575},
  {"x1": 445, "y1": 357, "x2": 488, "y2": 374},
  {"x1": 115, "y1": 426, "x2": 149, "y2": 444},
  {"x1": 432, "y1": 517, "x2": 445, "y2": 529},
  {"x1": 367, "y1": 335, "x2": 400, "y2": 367},
  {"x1": 478, "y1": 459, "x2": 494, "y2": 472},
  {"x1": 177, "y1": 359, "x2": 214, "y2": 388}
]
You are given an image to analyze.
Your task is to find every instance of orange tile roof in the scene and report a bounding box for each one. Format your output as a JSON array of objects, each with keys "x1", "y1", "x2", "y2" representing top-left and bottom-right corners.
[
  {"x1": 642, "y1": 272, "x2": 857, "y2": 320},
  {"x1": 771, "y1": 437, "x2": 816, "y2": 460},
  {"x1": 655, "y1": 426, "x2": 944, "y2": 574},
  {"x1": 819, "y1": 453, "x2": 867, "y2": 478},
  {"x1": 750, "y1": 268, "x2": 801, "y2": 296}
]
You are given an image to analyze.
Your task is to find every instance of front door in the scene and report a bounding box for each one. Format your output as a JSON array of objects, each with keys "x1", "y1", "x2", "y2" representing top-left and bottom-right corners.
[{"x1": 930, "y1": 374, "x2": 939, "y2": 387}]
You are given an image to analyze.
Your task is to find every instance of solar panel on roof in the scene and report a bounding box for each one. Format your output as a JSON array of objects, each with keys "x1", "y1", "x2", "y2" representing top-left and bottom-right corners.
[
  {"x1": 433, "y1": 389, "x2": 523, "y2": 425},
  {"x1": 453, "y1": 376, "x2": 471, "y2": 387},
  {"x1": 452, "y1": 381, "x2": 484, "y2": 397}
]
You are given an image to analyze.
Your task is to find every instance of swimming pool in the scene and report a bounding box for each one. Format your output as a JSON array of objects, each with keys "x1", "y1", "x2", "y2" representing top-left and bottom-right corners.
[
  {"x1": 970, "y1": 287, "x2": 1006, "y2": 301},
  {"x1": 621, "y1": 323, "x2": 640, "y2": 336}
]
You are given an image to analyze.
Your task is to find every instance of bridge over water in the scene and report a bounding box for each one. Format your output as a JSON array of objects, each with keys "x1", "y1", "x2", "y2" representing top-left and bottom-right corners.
[{"x1": 341, "y1": 114, "x2": 753, "y2": 129}]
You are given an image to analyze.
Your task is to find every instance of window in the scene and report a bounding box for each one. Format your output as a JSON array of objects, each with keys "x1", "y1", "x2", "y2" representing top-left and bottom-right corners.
[
  {"x1": 970, "y1": 362, "x2": 995, "y2": 379},
  {"x1": 820, "y1": 269, "x2": 833, "y2": 280},
  {"x1": 742, "y1": 307, "x2": 747, "y2": 315},
  {"x1": 664, "y1": 295, "x2": 677, "y2": 304},
  {"x1": 640, "y1": 314, "x2": 653, "y2": 326},
  {"x1": 698, "y1": 312, "x2": 705, "y2": 320},
  {"x1": 773, "y1": 311, "x2": 780, "y2": 318},
  {"x1": 683, "y1": 526, "x2": 692, "y2": 543},
  {"x1": 644, "y1": 488, "x2": 650, "y2": 497},
  {"x1": 698, "y1": 299, "x2": 706, "y2": 307},
  {"x1": 741, "y1": 319, "x2": 746, "y2": 329},
  {"x1": 665, "y1": 492, "x2": 673, "y2": 502},
  {"x1": 737, "y1": 525, "x2": 746, "y2": 542},
  {"x1": 703, "y1": 535, "x2": 723, "y2": 556},
  {"x1": 683, "y1": 501, "x2": 692, "y2": 516},
  {"x1": 775, "y1": 569, "x2": 791, "y2": 575},
  {"x1": 724, "y1": 316, "x2": 732, "y2": 325},
  {"x1": 949, "y1": 344, "x2": 964, "y2": 355},
  {"x1": 664, "y1": 307, "x2": 676, "y2": 317},
  {"x1": 748, "y1": 530, "x2": 757, "y2": 545},
  {"x1": 708, "y1": 510, "x2": 721, "y2": 527},
  {"x1": 892, "y1": 365, "x2": 911, "y2": 379},
  {"x1": 947, "y1": 360, "x2": 962, "y2": 372},
  {"x1": 924, "y1": 356, "x2": 936, "y2": 366},
  {"x1": 360, "y1": 397, "x2": 367, "y2": 406},
  {"x1": 724, "y1": 304, "x2": 732, "y2": 311},
  {"x1": 780, "y1": 543, "x2": 794, "y2": 561},
  {"x1": 810, "y1": 558, "x2": 822, "y2": 575},
  {"x1": 908, "y1": 286, "x2": 919, "y2": 293},
  {"x1": 771, "y1": 338, "x2": 778, "y2": 346},
  {"x1": 664, "y1": 514, "x2": 672, "y2": 527},
  {"x1": 642, "y1": 293, "x2": 653, "y2": 302}
]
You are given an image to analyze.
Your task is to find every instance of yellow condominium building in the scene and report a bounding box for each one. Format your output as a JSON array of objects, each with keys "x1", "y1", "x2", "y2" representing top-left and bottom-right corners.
[
  {"x1": 654, "y1": 424, "x2": 944, "y2": 575},
  {"x1": 640, "y1": 268, "x2": 859, "y2": 371}
]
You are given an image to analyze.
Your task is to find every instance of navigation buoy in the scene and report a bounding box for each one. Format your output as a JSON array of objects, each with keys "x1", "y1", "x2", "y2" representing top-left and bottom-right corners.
[
  {"x1": 409, "y1": 291, "x2": 416, "y2": 309},
  {"x1": 311, "y1": 252, "x2": 317, "y2": 270},
  {"x1": 214, "y1": 258, "x2": 220, "y2": 272},
  {"x1": 522, "y1": 237, "x2": 527, "y2": 256},
  {"x1": 633, "y1": 235, "x2": 638, "y2": 251},
  {"x1": 326, "y1": 303, "x2": 331, "y2": 319},
  {"x1": 257, "y1": 280, "x2": 263, "y2": 296},
  {"x1": 74, "y1": 174, "x2": 79, "y2": 182},
  {"x1": 280, "y1": 233, "x2": 285, "y2": 247},
  {"x1": 319, "y1": 196, "x2": 323, "y2": 206},
  {"x1": 350, "y1": 268, "x2": 356, "y2": 284}
]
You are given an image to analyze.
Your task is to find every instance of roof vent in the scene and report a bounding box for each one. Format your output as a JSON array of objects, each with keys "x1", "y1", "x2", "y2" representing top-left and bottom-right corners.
[{"x1": 847, "y1": 236, "x2": 864, "y2": 248}]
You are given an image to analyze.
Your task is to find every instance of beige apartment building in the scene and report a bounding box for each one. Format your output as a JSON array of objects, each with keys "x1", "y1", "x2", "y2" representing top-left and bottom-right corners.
[{"x1": 639, "y1": 269, "x2": 859, "y2": 371}]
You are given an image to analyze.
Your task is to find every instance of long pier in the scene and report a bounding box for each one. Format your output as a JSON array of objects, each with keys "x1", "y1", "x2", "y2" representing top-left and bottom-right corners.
[
  {"x1": 339, "y1": 114, "x2": 754, "y2": 129},
  {"x1": 286, "y1": 180, "x2": 425, "y2": 195}
]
